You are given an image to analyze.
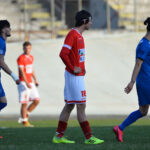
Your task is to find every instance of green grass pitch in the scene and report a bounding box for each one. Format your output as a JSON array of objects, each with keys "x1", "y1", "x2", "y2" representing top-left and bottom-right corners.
[{"x1": 0, "y1": 118, "x2": 150, "y2": 150}]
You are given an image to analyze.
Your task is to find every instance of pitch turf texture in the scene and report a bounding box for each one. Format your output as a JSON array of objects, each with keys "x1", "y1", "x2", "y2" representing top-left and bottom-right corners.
[{"x1": 0, "y1": 118, "x2": 150, "y2": 150}]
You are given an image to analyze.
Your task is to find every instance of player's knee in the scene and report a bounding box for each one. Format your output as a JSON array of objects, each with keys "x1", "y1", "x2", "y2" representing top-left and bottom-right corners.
[
  {"x1": 140, "y1": 109, "x2": 148, "y2": 116},
  {"x1": 139, "y1": 106, "x2": 149, "y2": 116},
  {"x1": 34, "y1": 99, "x2": 40, "y2": 105},
  {"x1": 0, "y1": 102, "x2": 7, "y2": 111},
  {"x1": 141, "y1": 110, "x2": 148, "y2": 116},
  {"x1": 77, "y1": 104, "x2": 86, "y2": 110},
  {"x1": 66, "y1": 104, "x2": 75, "y2": 113}
]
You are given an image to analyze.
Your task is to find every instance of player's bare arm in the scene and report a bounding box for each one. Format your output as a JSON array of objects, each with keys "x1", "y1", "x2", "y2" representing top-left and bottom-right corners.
[
  {"x1": 32, "y1": 70, "x2": 39, "y2": 87},
  {"x1": 0, "y1": 55, "x2": 12, "y2": 74},
  {"x1": 19, "y1": 67, "x2": 31, "y2": 88},
  {"x1": 0, "y1": 55, "x2": 20, "y2": 84},
  {"x1": 125, "y1": 58, "x2": 143, "y2": 94}
]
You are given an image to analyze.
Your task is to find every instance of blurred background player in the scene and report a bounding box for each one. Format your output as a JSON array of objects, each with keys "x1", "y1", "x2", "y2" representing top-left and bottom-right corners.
[
  {"x1": 113, "y1": 17, "x2": 150, "y2": 143},
  {"x1": 0, "y1": 20, "x2": 20, "y2": 138},
  {"x1": 17, "y1": 41, "x2": 40, "y2": 127},
  {"x1": 52, "y1": 10, "x2": 104, "y2": 144}
]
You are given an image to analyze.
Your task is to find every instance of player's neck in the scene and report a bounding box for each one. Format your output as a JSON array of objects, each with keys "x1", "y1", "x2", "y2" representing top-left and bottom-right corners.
[
  {"x1": 0, "y1": 33, "x2": 7, "y2": 40},
  {"x1": 24, "y1": 53, "x2": 30, "y2": 56},
  {"x1": 75, "y1": 26, "x2": 85, "y2": 34},
  {"x1": 144, "y1": 32, "x2": 150, "y2": 41}
]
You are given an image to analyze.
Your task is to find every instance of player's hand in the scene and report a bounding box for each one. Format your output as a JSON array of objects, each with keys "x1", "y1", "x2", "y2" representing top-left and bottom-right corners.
[
  {"x1": 35, "y1": 82, "x2": 39, "y2": 87},
  {"x1": 124, "y1": 81, "x2": 134, "y2": 94},
  {"x1": 16, "y1": 80, "x2": 20, "y2": 85},
  {"x1": 74, "y1": 66, "x2": 81, "y2": 74},
  {"x1": 26, "y1": 83, "x2": 32, "y2": 88}
]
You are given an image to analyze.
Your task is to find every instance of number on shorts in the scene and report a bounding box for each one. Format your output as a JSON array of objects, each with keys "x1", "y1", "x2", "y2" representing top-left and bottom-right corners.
[{"x1": 81, "y1": 90, "x2": 86, "y2": 97}]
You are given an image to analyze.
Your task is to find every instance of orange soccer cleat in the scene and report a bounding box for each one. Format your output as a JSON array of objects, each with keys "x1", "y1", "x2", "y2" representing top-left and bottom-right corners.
[
  {"x1": 22, "y1": 121, "x2": 34, "y2": 127},
  {"x1": 113, "y1": 125, "x2": 123, "y2": 142}
]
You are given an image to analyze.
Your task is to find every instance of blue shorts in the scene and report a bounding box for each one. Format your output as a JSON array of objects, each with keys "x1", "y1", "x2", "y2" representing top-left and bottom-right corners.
[
  {"x1": 136, "y1": 82, "x2": 150, "y2": 106},
  {"x1": 0, "y1": 77, "x2": 5, "y2": 98}
]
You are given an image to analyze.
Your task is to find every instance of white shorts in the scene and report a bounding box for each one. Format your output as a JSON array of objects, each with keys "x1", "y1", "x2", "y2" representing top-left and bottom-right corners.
[
  {"x1": 64, "y1": 70, "x2": 86, "y2": 104},
  {"x1": 18, "y1": 82, "x2": 40, "y2": 104}
]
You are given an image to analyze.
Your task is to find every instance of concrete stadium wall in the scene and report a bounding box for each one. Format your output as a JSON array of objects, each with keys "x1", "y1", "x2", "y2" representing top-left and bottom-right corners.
[{"x1": 0, "y1": 32, "x2": 145, "y2": 116}]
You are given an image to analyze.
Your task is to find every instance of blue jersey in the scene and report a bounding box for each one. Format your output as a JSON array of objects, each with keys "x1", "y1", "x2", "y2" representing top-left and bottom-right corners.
[
  {"x1": 0, "y1": 35, "x2": 6, "y2": 71},
  {"x1": 136, "y1": 38, "x2": 150, "y2": 82},
  {"x1": 0, "y1": 36, "x2": 6, "y2": 97},
  {"x1": 136, "y1": 38, "x2": 150, "y2": 106}
]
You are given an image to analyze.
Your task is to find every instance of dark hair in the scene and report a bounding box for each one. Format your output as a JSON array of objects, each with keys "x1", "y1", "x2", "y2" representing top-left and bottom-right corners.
[
  {"x1": 75, "y1": 10, "x2": 92, "y2": 27},
  {"x1": 144, "y1": 17, "x2": 150, "y2": 32},
  {"x1": 0, "y1": 20, "x2": 10, "y2": 33},
  {"x1": 23, "y1": 41, "x2": 31, "y2": 47}
]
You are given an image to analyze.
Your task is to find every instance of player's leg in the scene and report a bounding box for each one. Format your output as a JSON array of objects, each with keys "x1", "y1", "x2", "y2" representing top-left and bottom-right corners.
[
  {"x1": 0, "y1": 96, "x2": 7, "y2": 139},
  {"x1": 0, "y1": 81, "x2": 7, "y2": 111},
  {"x1": 77, "y1": 103, "x2": 104, "y2": 144},
  {"x1": 53, "y1": 104, "x2": 75, "y2": 143},
  {"x1": 19, "y1": 102, "x2": 34, "y2": 127},
  {"x1": 59, "y1": 103, "x2": 75, "y2": 122},
  {"x1": 113, "y1": 105, "x2": 148, "y2": 142},
  {"x1": 27, "y1": 83, "x2": 40, "y2": 115},
  {"x1": 18, "y1": 82, "x2": 33, "y2": 127},
  {"x1": 119, "y1": 106, "x2": 147, "y2": 130},
  {"x1": 0, "y1": 82, "x2": 7, "y2": 139},
  {"x1": 27, "y1": 99, "x2": 40, "y2": 114},
  {"x1": 20, "y1": 103, "x2": 28, "y2": 123},
  {"x1": 77, "y1": 103, "x2": 91, "y2": 139},
  {"x1": 57, "y1": 104, "x2": 75, "y2": 137},
  {"x1": 0, "y1": 97, "x2": 7, "y2": 111}
]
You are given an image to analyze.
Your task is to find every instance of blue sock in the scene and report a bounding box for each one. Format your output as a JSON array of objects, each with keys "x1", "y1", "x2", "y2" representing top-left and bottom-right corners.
[
  {"x1": 119, "y1": 110, "x2": 143, "y2": 131},
  {"x1": 0, "y1": 103, "x2": 7, "y2": 111}
]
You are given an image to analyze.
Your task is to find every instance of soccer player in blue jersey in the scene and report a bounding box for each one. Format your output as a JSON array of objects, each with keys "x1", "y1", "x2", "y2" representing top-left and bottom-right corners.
[
  {"x1": 0, "y1": 20, "x2": 20, "y2": 138},
  {"x1": 113, "y1": 17, "x2": 150, "y2": 142}
]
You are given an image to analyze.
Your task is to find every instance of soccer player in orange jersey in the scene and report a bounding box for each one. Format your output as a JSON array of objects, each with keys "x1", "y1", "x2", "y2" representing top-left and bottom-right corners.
[
  {"x1": 52, "y1": 10, "x2": 104, "y2": 144},
  {"x1": 17, "y1": 41, "x2": 40, "y2": 127}
]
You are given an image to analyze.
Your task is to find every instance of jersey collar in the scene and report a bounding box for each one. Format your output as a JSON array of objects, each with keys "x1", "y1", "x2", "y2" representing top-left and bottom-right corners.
[{"x1": 72, "y1": 28, "x2": 82, "y2": 35}]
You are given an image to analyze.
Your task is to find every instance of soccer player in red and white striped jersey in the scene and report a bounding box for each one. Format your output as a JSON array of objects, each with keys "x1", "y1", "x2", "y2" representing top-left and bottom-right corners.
[{"x1": 52, "y1": 10, "x2": 104, "y2": 144}]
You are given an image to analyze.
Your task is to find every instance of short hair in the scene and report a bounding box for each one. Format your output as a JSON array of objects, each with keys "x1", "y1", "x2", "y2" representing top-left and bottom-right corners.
[
  {"x1": 144, "y1": 17, "x2": 150, "y2": 32},
  {"x1": 23, "y1": 41, "x2": 31, "y2": 47},
  {"x1": 0, "y1": 20, "x2": 10, "y2": 34},
  {"x1": 75, "y1": 10, "x2": 92, "y2": 27}
]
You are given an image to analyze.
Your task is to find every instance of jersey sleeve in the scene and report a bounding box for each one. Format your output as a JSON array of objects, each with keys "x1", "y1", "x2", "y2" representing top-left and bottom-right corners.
[
  {"x1": 0, "y1": 42, "x2": 5, "y2": 56},
  {"x1": 17, "y1": 56, "x2": 24, "y2": 68},
  {"x1": 59, "y1": 32, "x2": 75, "y2": 71},
  {"x1": 136, "y1": 42, "x2": 150, "y2": 60},
  {"x1": 63, "y1": 32, "x2": 74, "y2": 50}
]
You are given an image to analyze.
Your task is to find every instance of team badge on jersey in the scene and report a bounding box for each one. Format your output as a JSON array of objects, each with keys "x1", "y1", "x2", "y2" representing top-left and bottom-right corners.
[
  {"x1": 79, "y1": 49, "x2": 85, "y2": 62},
  {"x1": 79, "y1": 49, "x2": 85, "y2": 55}
]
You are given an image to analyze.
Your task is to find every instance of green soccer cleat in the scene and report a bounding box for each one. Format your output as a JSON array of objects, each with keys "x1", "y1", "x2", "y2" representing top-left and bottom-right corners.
[
  {"x1": 85, "y1": 136, "x2": 104, "y2": 144},
  {"x1": 52, "y1": 136, "x2": 75, "y2": 144}
]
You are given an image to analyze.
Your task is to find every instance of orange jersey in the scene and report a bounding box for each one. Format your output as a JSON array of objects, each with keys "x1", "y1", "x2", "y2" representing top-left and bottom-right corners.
[{"x1": 17, "y1": 54, "x2": 34, "y2": 83}]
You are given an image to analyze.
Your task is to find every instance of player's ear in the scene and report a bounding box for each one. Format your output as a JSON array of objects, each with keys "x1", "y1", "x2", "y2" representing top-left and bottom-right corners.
[{"x1": 83, "y1": 19, "x2": 89, "y2": 24}]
